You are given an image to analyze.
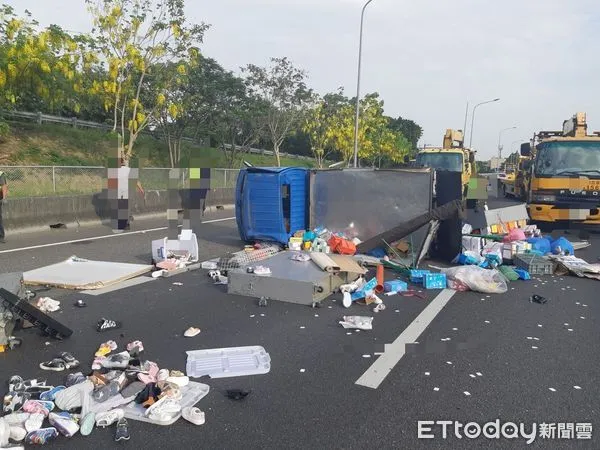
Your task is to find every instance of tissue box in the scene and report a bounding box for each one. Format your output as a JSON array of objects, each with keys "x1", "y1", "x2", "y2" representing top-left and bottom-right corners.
[
  {"x1": 462, "y1": 236, "x2": 484, "y2": 253},
  {"x1": 410, "y1": 269, "x2": 430, "y2": 283},
  {"x1": 384, "y1": 280, "x2": 408, "y2": 293},
  {"x1": 423, "y1": 273, "x2": 447, "y2": 289}
]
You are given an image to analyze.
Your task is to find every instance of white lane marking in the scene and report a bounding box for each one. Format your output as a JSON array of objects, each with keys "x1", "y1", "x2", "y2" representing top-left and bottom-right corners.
[
  {"x1": 0, "y1": 217, "x2": 235, "y2": 254},
  {"x1": 355, "y1": 289, "x2": 455, "y2": 390},
  {"x1": 81, "y1": 276, "x2": 156, "y2": 296}
]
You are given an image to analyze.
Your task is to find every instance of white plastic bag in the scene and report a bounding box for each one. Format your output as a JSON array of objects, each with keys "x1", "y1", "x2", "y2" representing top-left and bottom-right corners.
[
  {"x1": 339, "y1": 316, "x2": 373, "y2": 330},
  {"x1": 442, "y1": 266, "x2": 507, "y2": 294}
]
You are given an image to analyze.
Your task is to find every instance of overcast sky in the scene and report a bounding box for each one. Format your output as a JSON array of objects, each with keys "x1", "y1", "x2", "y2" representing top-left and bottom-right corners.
[{"x1": 8, "y1": 0, "x2": 600, "y2": 159}]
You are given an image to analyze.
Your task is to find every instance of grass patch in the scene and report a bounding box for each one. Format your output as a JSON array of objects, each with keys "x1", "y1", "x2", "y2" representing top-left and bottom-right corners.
[{"x1": 0, "y1": 122, "x2": 317, "y2": 197}]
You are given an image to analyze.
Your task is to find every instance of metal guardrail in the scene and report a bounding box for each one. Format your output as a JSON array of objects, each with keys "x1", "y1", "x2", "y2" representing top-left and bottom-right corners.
[
  {"x1": 2, "y1": 110, "x2": 314, "y2": 161},
  {"x1": 0, "y1": 166, "x2": 240, "y2": 198}
]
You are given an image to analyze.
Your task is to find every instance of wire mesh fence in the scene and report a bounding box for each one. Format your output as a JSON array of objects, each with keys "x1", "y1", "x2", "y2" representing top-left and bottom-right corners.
[{"x1": 0, "y1": 166, "x2": 241, "y2": 198}]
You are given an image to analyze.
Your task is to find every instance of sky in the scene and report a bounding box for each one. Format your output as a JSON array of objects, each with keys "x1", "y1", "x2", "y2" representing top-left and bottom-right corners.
[{"x1": 7, "y1": 0, "x2": 600, "y2": 159}]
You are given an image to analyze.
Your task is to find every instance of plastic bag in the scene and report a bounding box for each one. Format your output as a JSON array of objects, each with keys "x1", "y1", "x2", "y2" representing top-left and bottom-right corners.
[
  {"x1": 442, "y1": 266, "x2": 508, "y2": 294},
  {"x1": 328, "y1": 235, "x2": 357, "y2": 255},
  {"x1": 339, "y1": 316, "x2": 373, "y2": 330},
  {"x1": 551, "y1": 237, "x2": 574, "y2": 255},
  {"x1": 527, "y1": 237, "x2": 551, "y2": 255}
]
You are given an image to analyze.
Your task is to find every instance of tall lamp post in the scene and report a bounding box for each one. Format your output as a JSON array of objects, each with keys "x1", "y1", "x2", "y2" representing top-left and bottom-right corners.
[
  {"x1": 352, "y1": 0, "x2": 376, "y2": 168},
  {"x1": 498, "y1": 126, "x2": 517, "y2": 161},
  {"x1": 468, "y1": 98, "x2": 500, "y2": 148}
]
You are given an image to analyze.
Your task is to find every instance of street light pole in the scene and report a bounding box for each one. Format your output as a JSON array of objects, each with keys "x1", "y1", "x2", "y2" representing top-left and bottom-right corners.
[
  {"x1": 353, "y1": 0, "x2": 376, "y2": 168},
  {"x1": 463, "y1": 101, "x2": 469, "y2": 142},
  {"x1": 468, "y1": 98, "x2": 500, "y2": 148},
  {"x1": 498, "y1": 126, "x2": 517, "y2": 161}
]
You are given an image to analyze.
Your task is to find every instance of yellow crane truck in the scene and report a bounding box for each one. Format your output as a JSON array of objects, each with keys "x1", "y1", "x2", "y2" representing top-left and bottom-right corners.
[
  {"x1": 415, "y1": 129, "x2": 476, "y2": 199},
  {"x1": 520, "y1": 112, "x2": 600, "y2": 225}
]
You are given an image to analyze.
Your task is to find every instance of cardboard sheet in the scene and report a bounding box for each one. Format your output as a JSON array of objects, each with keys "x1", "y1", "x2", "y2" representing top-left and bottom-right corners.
[
  {"x1": 310, "y1": 253, "x2": 340, "y2": 273},
  {"x1": 23, "y1": 256, "x2": 153, "y2": 290},
  {"x1": 328, "y1": 255, "x2": 368, "y2": 275}
]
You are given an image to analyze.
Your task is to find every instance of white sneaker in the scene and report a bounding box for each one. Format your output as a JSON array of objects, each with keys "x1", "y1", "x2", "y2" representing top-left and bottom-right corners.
[
  {"x1": 145, "y1": 397, "x2": 181, "y2": 422},
  {"x1": 9, "y1": 425, "x2": 27, "y2": 442},
  {"x1": 156, "y1": 369, "x2": 170, "y2": 382},
  {"x1": 2, "y1": 412, "x2": 30, "y2": 426},
  {"x1": 182, "y1": 407, "x2": 205, "y2": 426},
  {"x1": 95, "y1": 408, "x2": 124, "y2": 428},
  {"x1": 24, "y1": 413, "x2": 44, "y2": 433}
]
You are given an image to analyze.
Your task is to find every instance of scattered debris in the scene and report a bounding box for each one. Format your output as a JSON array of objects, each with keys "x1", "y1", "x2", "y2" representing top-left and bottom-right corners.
[
  {"x1": 184, "y1": 327, "x2": 201, "y2": 338},
  {"x1": 258, "y1": 297, "x2": 268, "y2": 307},
  {"x1": 172, "y1": 282, "x2": 183, "y2": 286},
  {"x1": 36, "y1": 297, "x2": 60, "y2": 313},
  {"x1": 74, "y1": 299, "x2": 87, "y2": 308},
  {"x1": 225, "y1": 389, "x2": 251, "y2": 401},
  {"x1": 339, "y1": 316, "x2": 373, "y2": 331},
  {"x1": 529, "y1": 295, "x2": 547, "y2": 304}
]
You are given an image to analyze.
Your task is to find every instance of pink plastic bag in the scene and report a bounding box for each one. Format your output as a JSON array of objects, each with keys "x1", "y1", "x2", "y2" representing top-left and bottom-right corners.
[{"x1": 504, "y1": 228, "x2": 526, "y2": 242}]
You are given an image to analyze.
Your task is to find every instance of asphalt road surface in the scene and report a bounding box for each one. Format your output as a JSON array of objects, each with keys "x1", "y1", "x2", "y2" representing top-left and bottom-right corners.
[{"x1": 0, "y1": 205, "x2": 599, "y2": 449}]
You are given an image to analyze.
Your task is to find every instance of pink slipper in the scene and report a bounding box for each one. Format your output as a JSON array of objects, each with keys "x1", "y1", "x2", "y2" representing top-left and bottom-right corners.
[{"x1": 137, "y1": 362, "x2": 159, "y2": 385}]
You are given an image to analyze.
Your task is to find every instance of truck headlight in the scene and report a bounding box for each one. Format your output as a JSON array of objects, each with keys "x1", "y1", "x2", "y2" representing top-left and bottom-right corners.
[{"x1": 532, "y1": 193, "x2": 556, "y2": 203}]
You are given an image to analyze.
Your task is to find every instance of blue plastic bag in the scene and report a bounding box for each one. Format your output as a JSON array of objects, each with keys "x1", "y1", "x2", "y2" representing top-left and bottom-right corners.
[
  {"x1": 527, "y1": 237, "x2": 551, "y2": 255},
  {"x1": 550, "y1": 237, "x2": 574, "y2": 255},
  {"x1": 514, "y1": 268, "x2": 531, "y2": 280}
]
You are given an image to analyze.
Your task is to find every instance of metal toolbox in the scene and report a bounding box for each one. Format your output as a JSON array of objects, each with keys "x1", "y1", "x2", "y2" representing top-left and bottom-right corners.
[{"x1": 227, "y1": 251, "x2": 360, "y2": 307}]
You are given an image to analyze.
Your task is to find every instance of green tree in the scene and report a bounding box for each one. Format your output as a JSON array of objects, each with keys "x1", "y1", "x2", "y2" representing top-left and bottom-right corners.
[
  {"x1": 243, "y1": 57, "x2": 312, "y2": 167},
  {"x1": 86, "y1": 0, "x2": 208, "y2": 163},
  {"x1": 0, "y1": 5, "x2": 90, "y2": 114},
  {"x1": 387, "y1": 116, "x2": 423, "y2": 155}
]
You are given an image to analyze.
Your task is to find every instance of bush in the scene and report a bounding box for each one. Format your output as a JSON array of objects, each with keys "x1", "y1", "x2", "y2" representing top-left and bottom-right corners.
[{"x1": 0, "y1": 121, "x2": 10, "y2": 143}]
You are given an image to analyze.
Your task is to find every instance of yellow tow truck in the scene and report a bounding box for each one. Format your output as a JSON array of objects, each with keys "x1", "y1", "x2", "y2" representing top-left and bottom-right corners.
[
  {"x1": 500, "y1": 156, "x2": 529, "y2": 200},
  {"x1": 521, "y1": 112, "x2": 600, "y2": 225},
  {"x1": 416, "y1": 129, "x2": 477, "y2": 199}
]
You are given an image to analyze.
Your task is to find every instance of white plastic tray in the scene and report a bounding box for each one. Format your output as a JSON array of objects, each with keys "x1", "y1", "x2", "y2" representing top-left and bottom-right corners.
[
  {"x1": 122, "y1": 381, "x2": 210, "y2": 426},
  {"x1": 186, "y1": 346, "x2": 271, "y2": 379}
]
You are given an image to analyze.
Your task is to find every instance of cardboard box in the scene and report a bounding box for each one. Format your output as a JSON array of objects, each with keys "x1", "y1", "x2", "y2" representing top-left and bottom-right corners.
[{"x1": 423, "y1": 273, "x2": 447, "y2": 289}]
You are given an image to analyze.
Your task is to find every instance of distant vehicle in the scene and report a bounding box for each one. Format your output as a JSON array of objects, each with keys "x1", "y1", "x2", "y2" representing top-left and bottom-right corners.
[
  {"x1": 518, "y1": 112, "x2": 600, "y2": 225},
  {"x1": 415, "y1": 129, "x2": 477, "y2": 199}
]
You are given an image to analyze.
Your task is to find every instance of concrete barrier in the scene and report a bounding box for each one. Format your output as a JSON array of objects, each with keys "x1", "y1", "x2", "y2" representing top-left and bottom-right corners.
[{"x1": 3, "y1": 188, "x2": 235, "y2": 232}]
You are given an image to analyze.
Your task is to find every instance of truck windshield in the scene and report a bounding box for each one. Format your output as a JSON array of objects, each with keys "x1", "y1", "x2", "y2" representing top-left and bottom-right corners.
[
  {"x1": 535, "y1": 141, "x2": 600, "y2": 177},
  {"x1": 416, "y1": 152, "x2": 463, "y2": 172}
]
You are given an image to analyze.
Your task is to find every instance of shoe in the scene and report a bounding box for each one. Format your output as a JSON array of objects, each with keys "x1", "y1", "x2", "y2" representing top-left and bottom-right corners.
[
  {"x1": 8, "y1": 375, "x2": 23, "y2": 392},
  {"x1": 97, "y1": 318, "x2": 122, "y2": 332},
  {"x1": 92, "y1": 381, "x2": 121, "y2": 403},
  {"x1": 114, "y1": 418, "x2": 130, "y2": 442},
  {"x1": 166, "y1": 371, "x2": 189, "y2": 388},
  {"x1": 24, "y1": 427, "x2": 59, "y2": 445},
  {"x1": 48, "y1": 412, "x2": 79, "y2": 437},
  {"x1": 156, "y1": 369, "x2": 169, "y2": 382},
  {"x1": 184, "y1": 327, "x2": 201, "y2": 337},
  {"x1": 24, "y1": 413, "x2": 45, "y2": 433},
  {"x1": 59, "y1": 352, "x2": 80, "y2": 369},
  {"x1": 95, "y1": 340, "x2": 117, "y2": 357},
  {"x1": 95, "y1": 408, "x2": 124, "y2": 428},
  {"x1": 65, "y1": 372, "x2": 86, "y2": 387},
  {"x1": 156, "y1": 381, "x2": 182, "y2": 401},
  {"x1": 39, "y1": 358, "x2": 67, "y2": 372},
  {"x1": 9, "y1": 425, "x2": 27, "y2": 441},
  {"x1": 40, "y1": 386, "x2": 66, "y2": 401},
  {"x1": 0, "y1": 418, "x2": 8, "y2": 448},
  {"x1": 21, "y1": 400, "x2": 51, "y2": 417},
  {"x1": 100, "y1": 351, "x2": 131, "y2": 369},
  {"x1": 80, "y1": 412, "x2": 95, "y2": 437},
  {"x1": 145, "y1": 397, "x2": 181, "y2": 422},
  {"x1": 54, "y1": 380, "x2": 93, "y2": 412},
  {"x1": 120, "y1": 381, "x2": 145, "y2": 400},
  {"x1": 126, "y1": 340, "x2": 144, "y2": 356},
  {"x1": 2, "y1": 412, "x2": 30, "y2": 426},
  {"x1": 3, "y1": 392, "x2": 30, "y2": 414},
  {"x1": 138, "y1": 361, "x2": 159, "y2": 384},
  {"x1": 182, "y1": 406, "x2": 205, "y2": 425}
]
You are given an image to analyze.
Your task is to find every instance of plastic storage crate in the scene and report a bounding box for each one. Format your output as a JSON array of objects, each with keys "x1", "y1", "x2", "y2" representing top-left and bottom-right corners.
[
  {"x1": 384, "y1": 280, "x2": 408, "y2": 293},
  {"x1": 409, "y1": 269, "x2": 430, "y2": 284},
  {"x1": 423, "y1": 273, "x2": 447, "y2": 289},
  {"x1": 514, "y1": 254, "x2": 554, "y2": 275}
]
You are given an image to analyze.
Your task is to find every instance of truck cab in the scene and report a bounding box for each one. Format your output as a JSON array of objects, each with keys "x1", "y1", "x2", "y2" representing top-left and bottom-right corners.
[{"x1": 521, "y1": 112, "x2": 600, "y2": 225}]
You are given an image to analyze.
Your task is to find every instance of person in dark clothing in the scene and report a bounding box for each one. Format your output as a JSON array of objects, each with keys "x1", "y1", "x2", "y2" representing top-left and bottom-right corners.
[{"x1": 0, "y1": 170, "x2": 7, "y2": 243}]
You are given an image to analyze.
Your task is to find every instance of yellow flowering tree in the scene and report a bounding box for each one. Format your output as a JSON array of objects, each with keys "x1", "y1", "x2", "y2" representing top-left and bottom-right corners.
[{"x1": 86, "y1": 0, "x2": 208, "y2": 162}]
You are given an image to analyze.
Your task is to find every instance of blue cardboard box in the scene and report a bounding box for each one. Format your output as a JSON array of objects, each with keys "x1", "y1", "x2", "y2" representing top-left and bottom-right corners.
[
  {"x1": 384, "y1": 280, "x2": 408, "y2": 293},
  {"x1": 423, "y1": 273, "x2": 447, "y2": 289},
  {"x1": 409, "y1": 269, "x2": 430, "y2": 284}
]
